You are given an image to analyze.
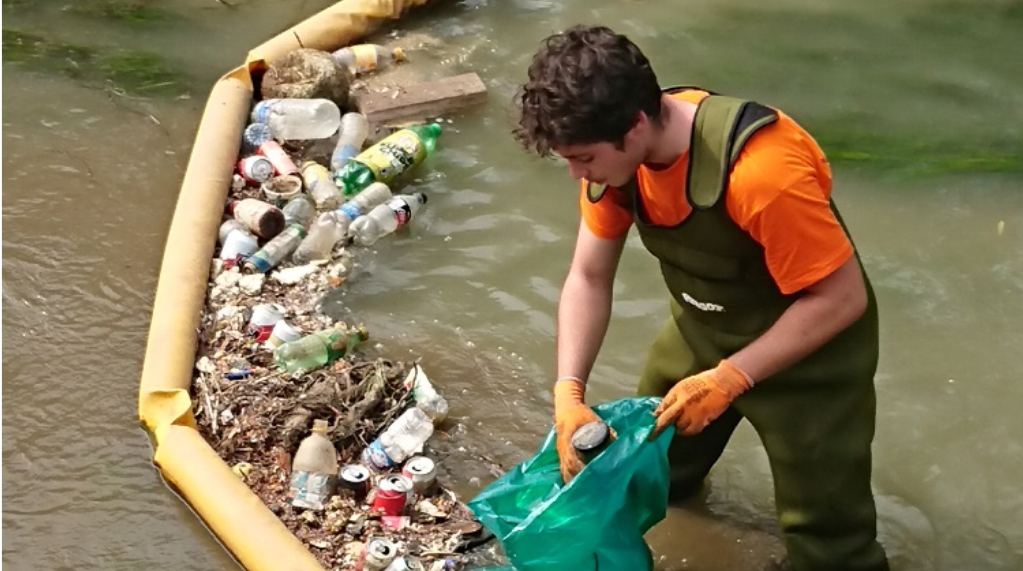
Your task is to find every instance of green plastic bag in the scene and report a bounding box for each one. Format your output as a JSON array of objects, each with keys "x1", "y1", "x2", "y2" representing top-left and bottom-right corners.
[{"x1": 468, "y1": 397, "x2": 674, "y2": 571}]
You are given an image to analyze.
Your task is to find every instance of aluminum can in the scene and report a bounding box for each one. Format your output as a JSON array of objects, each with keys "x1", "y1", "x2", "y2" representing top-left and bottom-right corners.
[
  {"x1": 265, "y1": 320, "x2": 301, "y2": 349},
  {"x1": 372, "y1": 475, "x2": 412, "y2": 516},
  {"x1": 401, "y1": 456, "x2": 437, "y2": 494},
  {"x1": 257, "y1": 140, "x2": 299, "y2": 176},
  {"x1": 242, "y1": 122, "x2": 273, "y2": 154},
  {"x1": 338, "y1": 464, "x2": 372, "y2": 500},
  {"x1": 248, "y1": 303, "x2": 285, "y2": 342},
  {"x1": 237, "y1": 155, "x2": 274, "y2": 184},
  {"x1": 572, "y1": 420, "x2": 612, "y2": 463},
  {"x1": 358, "y1": 537, "x2": 398, "y2": 571}
]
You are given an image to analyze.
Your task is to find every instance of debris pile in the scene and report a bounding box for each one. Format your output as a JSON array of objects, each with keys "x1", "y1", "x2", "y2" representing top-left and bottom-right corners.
[{"x1": 190, "y1": 40, "x2": 491, "y2": 571}]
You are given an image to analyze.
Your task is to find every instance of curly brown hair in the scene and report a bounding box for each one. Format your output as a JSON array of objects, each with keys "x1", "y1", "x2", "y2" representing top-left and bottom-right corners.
[{"x1": 514, "y1": 25, "x2": 663, "y2": 157}]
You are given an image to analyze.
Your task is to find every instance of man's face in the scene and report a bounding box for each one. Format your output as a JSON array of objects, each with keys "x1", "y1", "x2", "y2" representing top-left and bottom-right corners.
[{"x1": 554, "y1": 124, "x2": 648, "y2": 188}]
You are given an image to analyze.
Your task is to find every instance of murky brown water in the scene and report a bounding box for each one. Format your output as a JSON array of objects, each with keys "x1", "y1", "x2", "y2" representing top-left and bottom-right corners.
[{"x1": 4, "y1": 1, "x2": 1022, "y2": 570}]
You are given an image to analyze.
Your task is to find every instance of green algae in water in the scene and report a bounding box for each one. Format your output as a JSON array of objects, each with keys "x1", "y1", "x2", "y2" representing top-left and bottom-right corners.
[
  {"x1": 69, "y1": 1, "x2": 174, "y2": 26},
  {"x1": 3, "y1": 28, "x2": 184, "y2": 95}
]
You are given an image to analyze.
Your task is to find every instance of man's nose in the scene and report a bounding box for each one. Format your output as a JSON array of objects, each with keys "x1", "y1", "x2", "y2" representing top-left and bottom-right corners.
[{"x1": 567, "y1": 161, "x2": 588, "y2": 181}]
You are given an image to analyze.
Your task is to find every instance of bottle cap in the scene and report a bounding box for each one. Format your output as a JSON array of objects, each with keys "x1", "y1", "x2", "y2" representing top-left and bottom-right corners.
[
  {"x1": 393, "y1": 47, "x2": 406, "y2": 62},
  {"x1": 571, "y1": 421, "x2": 610, "y2": 453},
  {"x1": 312, "y1": 419, "x2": 329, "y2": 433}
]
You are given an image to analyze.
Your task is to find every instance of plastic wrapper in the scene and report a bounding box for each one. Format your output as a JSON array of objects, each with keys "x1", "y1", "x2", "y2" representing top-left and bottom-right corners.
[{"x1": 468, "y1": 397, "x2": 674, "y2": 571}]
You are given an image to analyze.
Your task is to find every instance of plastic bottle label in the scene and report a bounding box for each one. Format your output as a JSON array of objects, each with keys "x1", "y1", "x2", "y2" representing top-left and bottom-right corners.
[
  {"x1": 361, "y1": 440, "x2": 396, "y2": 470},
  {"x1": 290, "y1": 470, "x2": 337, "y2": 511},
  {"x1": 350, "y1": 45, "x2": 380, "y2": 73},
  {"x1": 389, "y1": 198, "x2": 413, "y2": 229},
  {"x1": 332, "y1": 144, "x2": 361, "y2": 167},
  {"x1": 356, "y1": 131, "x2": 425, "y2": 183},
  {"x1": 252, "y1": 100, "x2": 277, "y2": 124},
  {"x1": 340, "y1": 202, "x2": 363, "y2": 220}
]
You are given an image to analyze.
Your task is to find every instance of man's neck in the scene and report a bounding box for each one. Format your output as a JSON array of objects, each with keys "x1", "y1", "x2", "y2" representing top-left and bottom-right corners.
[{"x1": 644, "y1": 95, "x2": 696, "y2": 170}]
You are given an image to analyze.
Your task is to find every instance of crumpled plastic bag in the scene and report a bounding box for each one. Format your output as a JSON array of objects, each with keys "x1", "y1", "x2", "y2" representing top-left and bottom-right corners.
[{"x1": 468, "y1": 397, "x2": 674, "y2": 571}]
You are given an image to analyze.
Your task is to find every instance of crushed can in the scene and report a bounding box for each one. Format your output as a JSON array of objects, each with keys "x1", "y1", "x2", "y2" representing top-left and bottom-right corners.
[
  {"x1": 258, "y1": 140, "x2": 299, "y2": 177},
  {"x1": 372, "y1": 475, "x2": 412, "y2": 516},
  {"x1": 237, "y1": 155, "x2": 275, "y2": 184},
  {"x1": 401, "y1": 456, "x2": 437, "y2": 495},
  {"x1": 248, "y1": 303, "x2": 285, "y2": 342},
  {"x1": 338, "y1": 464, "x2": 372, "y2": 500},
  {"x1": 358, "y1": 537, "x2": 398, "y2": 571}
]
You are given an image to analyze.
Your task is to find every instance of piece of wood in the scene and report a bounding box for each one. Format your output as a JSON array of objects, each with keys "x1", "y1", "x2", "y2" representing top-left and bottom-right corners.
[{"x1": 352, "y1": 72, "x2": 488, "y2": 124}]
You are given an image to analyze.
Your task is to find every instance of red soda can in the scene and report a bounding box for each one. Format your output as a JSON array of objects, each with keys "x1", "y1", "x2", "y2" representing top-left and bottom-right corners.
[
  {"x1": 237, "y1": 155, "x2": 274, "y2": 184},
  {"x1": 258, "y1": 140, "x2": 299, "y2": 176},
  {"x1": 372, "y1": 475, "x2": 411, "y2": 516}
]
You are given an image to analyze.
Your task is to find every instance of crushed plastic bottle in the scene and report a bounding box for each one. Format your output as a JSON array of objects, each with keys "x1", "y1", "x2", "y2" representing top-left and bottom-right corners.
[
  {"x1": 360, "y1": 407, "x2": 434, "y2": 471},
  {"x1": 349, "y1": 192, "x2": 428, "y2": 246},
  {"x1": 331, "y1": 44, "x2": 405, "y2": 75},
  {"x1": 290, "y1": 419, "x2": 338, "y2": 511},
  {"x1": 292, "y1": 211, "x2": 347, "y2": 264},
  {"x1": 335, "y1": 123, "x2": 442, "y2": 197},
  {"x1": 274, "y1": 325, "x2": 369, "y2": 373},
  {"x1": 331, "y1": 112, "x2": 370, "y2": 175},
  {"x1": 251, "y1": 98, "x2": 341, "y2": 141},
  {"x1": 403, "y1": 364, "x2": 449, "y2": 425},
  {"x1": 301, "y1": 161, "x2": 343, "y2": 210}
]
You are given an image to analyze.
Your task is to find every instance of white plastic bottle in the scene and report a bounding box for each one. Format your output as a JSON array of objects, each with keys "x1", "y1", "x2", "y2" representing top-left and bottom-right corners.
[
  {"x1": 290, "y1": 419, "x2": 339, "y2": 510},
  {"x1": 250, "y1": 98, "x2": 341, "y2": 141},
  {"x1": 403, "y1": 364, "x2": 449, "y2": 425},
  {"x1": 331, "y1": 45, "x2": 405, "y2": 75},
  {"x1": 348, "y1": 192, "x2": 428, "y2": 246},
  {"x1": 292, "y1": 212, "x2": 348, "y2": 264},
  {"x1": 360, "y1": 407, "x2": 434, "y2": 471},
  {"x1": 330, "y1": 112, "x2": 369, "y2": 174}
]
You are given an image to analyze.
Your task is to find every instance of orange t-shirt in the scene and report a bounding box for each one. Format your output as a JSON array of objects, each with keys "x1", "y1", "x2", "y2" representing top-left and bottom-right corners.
[{"x1": 580, "y1": 90, "x2": 853, "y2": 295}]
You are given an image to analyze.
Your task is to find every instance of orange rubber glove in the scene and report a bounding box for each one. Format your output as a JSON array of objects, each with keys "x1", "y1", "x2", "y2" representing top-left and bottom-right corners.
[
  {"x1": 652, "y1": 359, "x2": 753, "y2": 438},
  {"x1": 553, "y1": 378, "x2": 603, "y2": 483}
]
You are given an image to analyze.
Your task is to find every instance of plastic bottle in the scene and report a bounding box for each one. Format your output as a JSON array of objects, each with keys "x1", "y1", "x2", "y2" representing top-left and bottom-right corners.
[
  {"x1": 274, "y1": 325, "x2": 369, "y2": 373},
  {"x1": 360, "y1": 407, "x2": 434, "y2": 471},
  {"x1": 337, "y1": 182, "x2": 393, "y2": 224},
  {"x1": 218, "y1": 219, "x2": 248, "y2": 244},
  {"x1": 229, "y1": 198, "x2": 286, "y2": 239},
  {"x1": 330, "y1": 112, "x2": 370, "y2": 175},
  {"x1": 281, "y1": 193, "x2": 317, "y2": 228},
  {"x1": 292, "y1": 212, "x2": 347, "y2": 264},
  {"x1": 403, "y1": 364, "x2": 449, "y2": 425},
  {"x1": 243, "y1": 224, "x2": 307, "y2": 273},
  {"x1": 290, "y1": 419, "x2": 338, "y2": 511},
  {"x1": 331, "y1": 44, "x2": 405, "y2": 75},
  {"x1": 335, "y1": 123, "x2": 442, "y2": 197},
  {"x1": 241, "y1": 122, "x2": 273, "y2": 154},
  {"x1": 250, "y1": 98, "x2": 341, "y2": 141},
  {"x1": 301, "y1": 161, "x2": 343, "y2": 210},
  {"x1": 349, "y1": 192, "x2": 428, "y2": 246}
]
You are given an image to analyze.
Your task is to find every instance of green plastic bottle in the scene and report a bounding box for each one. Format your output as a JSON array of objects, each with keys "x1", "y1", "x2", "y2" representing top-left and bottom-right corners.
[
  {"x1": 274, "y1": 326, "x2": 369, "y2": 373},
  {"x1": 335, "y1": 123, "x2": 442, "y2": 197}
]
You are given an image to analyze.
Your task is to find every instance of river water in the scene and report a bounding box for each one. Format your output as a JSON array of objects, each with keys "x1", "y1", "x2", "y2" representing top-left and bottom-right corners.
[{"x1": 3, "y1": 1, "x2": 1022, "y2": 570}]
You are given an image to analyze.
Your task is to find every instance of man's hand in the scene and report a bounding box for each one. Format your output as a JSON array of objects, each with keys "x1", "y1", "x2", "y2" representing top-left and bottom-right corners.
[
  {"x1": 651, "y1": 360, "x2": 752, "y2": 437},
  {"x1": 553, "y1": 378, "x2": 602, "y2": 483}
]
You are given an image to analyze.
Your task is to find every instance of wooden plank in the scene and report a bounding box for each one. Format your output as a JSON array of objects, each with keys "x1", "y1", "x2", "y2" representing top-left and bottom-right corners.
[{"x1": 351, "y1": 73, "x2": 488, "y2": 124}]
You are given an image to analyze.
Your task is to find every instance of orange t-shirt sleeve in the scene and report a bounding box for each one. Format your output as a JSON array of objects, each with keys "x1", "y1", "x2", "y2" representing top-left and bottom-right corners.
[
  {"x1": 727, "y1": 126, "x2": 853, "y2": 294},
  {"x1": 578, "y1": 180, "x2": 633, "y2": 239}
]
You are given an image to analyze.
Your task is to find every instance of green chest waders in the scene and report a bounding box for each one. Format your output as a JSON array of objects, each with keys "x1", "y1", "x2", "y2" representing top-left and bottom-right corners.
[{"x1": 595, "y1": 93, "x2": 889, "y2": 571}]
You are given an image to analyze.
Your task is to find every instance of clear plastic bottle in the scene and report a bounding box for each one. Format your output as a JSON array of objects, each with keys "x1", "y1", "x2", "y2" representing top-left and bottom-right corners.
[
  {"x1": 229, "y1": 198, "x2": 286, "y2": 239},
  {"x1": 243, "y1": 224, "x2": 307, "y2": 273},
  {"x1": 218, "y1": 219, "x2": 248, "y2": 244},
  {"x1": 330, "y1": 112, "x2": 370, "y2": 175},
  {"x1": 337, "y1": 182, "x2": 393, "y2": 223},
  {"x1": 292, "y1": 212, "x2": 348, "y2": 264},
  {"x1": 274, "y1": 326, "x2": 369, "y2": 373},
  {"x1": 349, "y1": 192, "x2": 428, "y2": 246},
  {"x1": 403, "y1": 364, "x2": 449, "y2": 425},
  {"x1": 360, "y1": 407, "x2": 434, "y2": 471},
  {"x1": 300, "y1": 161, "x2": 343, "y2": 210},
  {"x1": 281, "y1": 193, "x2": 317, "y2": 228},
  {"x1": 250, "y1": 98, "x2": 341, "y2": 141},
  {"x1": 335, "y1": 123, "x2": 442, "y2": 197},
  {"x1": 330, "y1": 44, "x2": 405, "y2": 75},
  {"x1": 290, "y1": 419, "x2": 338, "y2": 511}
]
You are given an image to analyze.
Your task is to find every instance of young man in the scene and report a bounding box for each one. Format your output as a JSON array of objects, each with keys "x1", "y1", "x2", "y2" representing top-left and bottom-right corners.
[{"x1": 514, "y1": 25, "x2": 889, "y2": 571}]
